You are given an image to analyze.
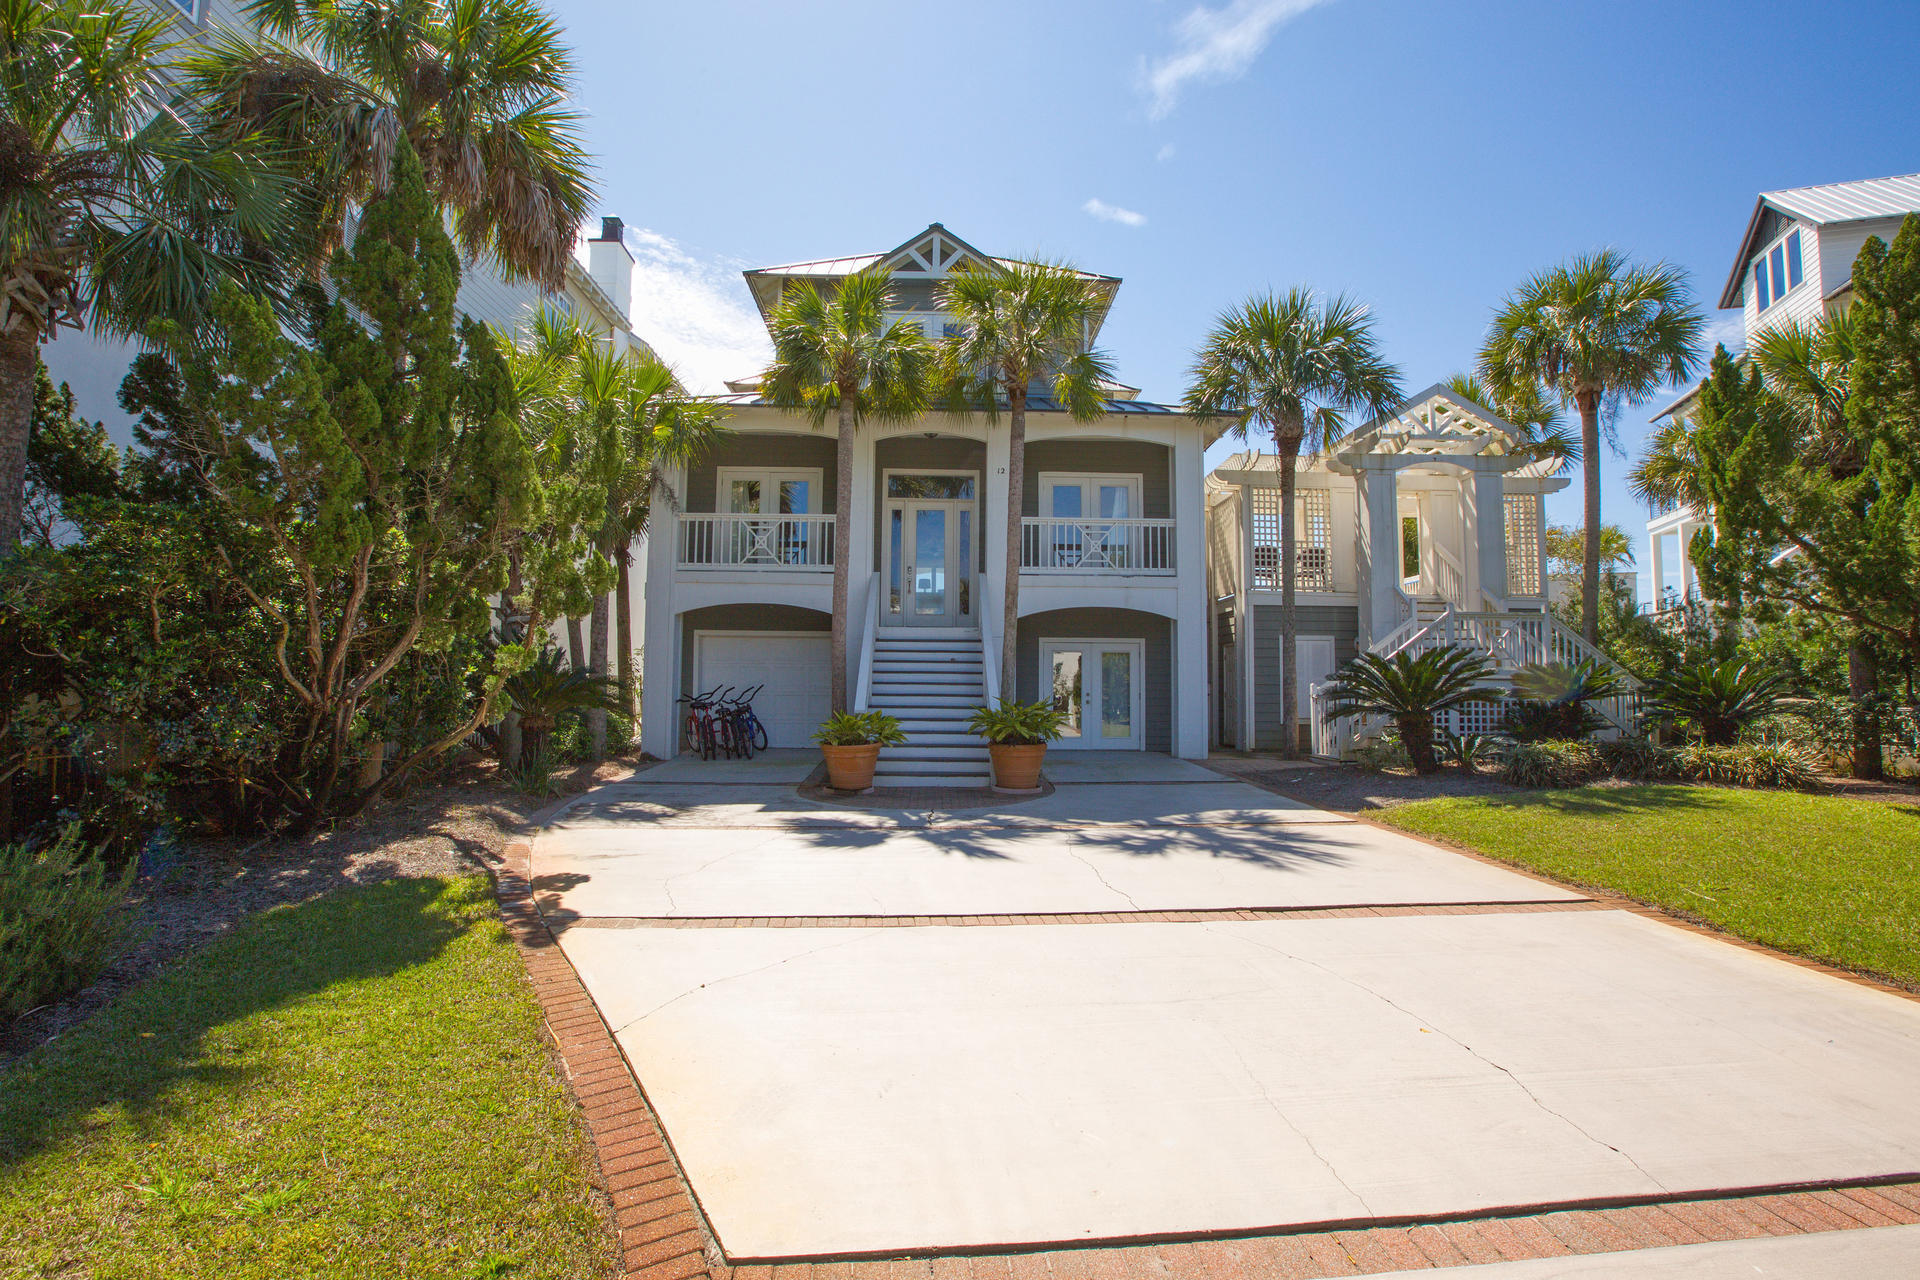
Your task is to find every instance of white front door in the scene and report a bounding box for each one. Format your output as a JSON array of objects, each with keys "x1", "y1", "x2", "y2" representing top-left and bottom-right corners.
[
  {"x1": 1295, "y1": 636, "x2": 1337, "y2": 722},
  {"x1": 1040, "y1": 639, "x2": 1145, "y2": 750}
]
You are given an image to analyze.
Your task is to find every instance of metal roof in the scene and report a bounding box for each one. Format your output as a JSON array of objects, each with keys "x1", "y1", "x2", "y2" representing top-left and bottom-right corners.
[
  {"x1": 702, "y1": 392, "x2": 1179, "y2": 416},
  {"x1": 1718, "y1": 172, "x2": 1920, "y2": 308}
]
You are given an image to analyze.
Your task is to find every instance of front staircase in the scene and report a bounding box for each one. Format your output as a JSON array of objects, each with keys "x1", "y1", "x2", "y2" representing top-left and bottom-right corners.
[{"x1": 867, "y1": 628, "x2": 992, "y2": 787}]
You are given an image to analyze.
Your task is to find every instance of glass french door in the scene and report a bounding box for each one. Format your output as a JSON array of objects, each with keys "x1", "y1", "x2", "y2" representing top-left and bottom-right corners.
[
  {"x1": 1041, "y1": 640, "x2": 1144, "y2": 749},
  {"x1": 886, "y1": 500, "x2": 974, "y2": 625}
]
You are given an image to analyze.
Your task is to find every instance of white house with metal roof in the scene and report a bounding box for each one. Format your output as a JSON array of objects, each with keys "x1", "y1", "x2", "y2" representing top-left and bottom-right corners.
[
  {"x1": 1647, "y1": 171, "x2": 1920, "y2": 609},
  {"x1": 1206, "y1": 386, "x2": 1638, "y2": 754},
  {"x1": 638, "y1": 225, "x2": 1220, "y2": 782}
]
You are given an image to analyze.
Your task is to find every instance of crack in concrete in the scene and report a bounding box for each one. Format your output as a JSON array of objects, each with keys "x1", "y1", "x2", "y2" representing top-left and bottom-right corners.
[
  {"x1": 1212, "y1": 1022, "x2": 1378, "y2": 1218},
  {"x1": 611, "y1": 931, "x2": 882, "y2": 1034},
  {"x1": 1065, "y1": 841, "x2": 1145, "y2": 912},
  {"x1": 1215, "y1": 924, "x2": 1672, "y2": 1194}
]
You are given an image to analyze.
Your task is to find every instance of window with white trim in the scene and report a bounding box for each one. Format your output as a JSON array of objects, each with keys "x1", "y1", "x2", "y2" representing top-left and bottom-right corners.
[
  {"x1": 1752, "y1": 228, "x2": 1805, "y2": 312},
  {"x1": 1504, "y1": 493, "x2": 1542, "y2": 596},
  {"x1": 717, "y1": 467, "x2": 820, "y2": 515}
]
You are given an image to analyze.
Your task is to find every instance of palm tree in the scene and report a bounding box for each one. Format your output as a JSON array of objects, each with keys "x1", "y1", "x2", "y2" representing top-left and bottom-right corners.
[
  {"x1": 1481, "y1": 250, "x2": 1704, "y2": 645},
  {"x1": 1442, "y1": 372, "x2": 1579, "y2": 474},
  {"x1": 185, "y1": 0, "x2": 593, "y2": 288},
  {"x1": 760, "y1": 268, "x2": 933, "y2": 711},
  {"x1": 1750, "y1": 313, "x2": 1859, "y2": 470},
  {"x1": 1322, "y1": 646, "x2": 1498, "y2": 774},
  {"x1": 0, "y1": 0, "x2": 293, "y2": 549},
  {"x1": 937, "y1": 259, "x2": 1114, "y2": 695},
  {"x1": 1185, "y1": 289, "x2": 1403, "y2": 757},
  {"x1": 592, "y1": 346, "x2": 727, "y2": 740},
  {"x1": 1627, "y1": 410, "x2": 1707, "y2": 515},
  {"x1": 503, "y1": 645, "x2": 622, "y2": 765}
]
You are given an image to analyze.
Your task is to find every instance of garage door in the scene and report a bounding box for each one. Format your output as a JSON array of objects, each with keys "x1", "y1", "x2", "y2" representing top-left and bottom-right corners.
[{"x1": 694, "y1": 632, "x2": 833, "y2": 748}]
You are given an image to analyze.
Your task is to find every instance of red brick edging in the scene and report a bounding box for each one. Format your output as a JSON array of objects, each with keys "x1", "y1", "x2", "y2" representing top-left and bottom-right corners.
[{"x1": 489, "y1": 837, "x2": 1920, "y2": 1279}]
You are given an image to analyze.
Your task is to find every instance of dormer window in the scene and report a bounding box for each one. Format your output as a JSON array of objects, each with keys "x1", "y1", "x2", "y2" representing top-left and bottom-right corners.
[{"x1": 1753, "y1": 229, "x2": 1804, "y2": 311}]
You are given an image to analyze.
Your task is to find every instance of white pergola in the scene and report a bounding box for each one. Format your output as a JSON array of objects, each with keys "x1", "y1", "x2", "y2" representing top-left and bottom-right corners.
[{"x1": 1327, "y1": 385, "x2": 1563, "y2": 643}]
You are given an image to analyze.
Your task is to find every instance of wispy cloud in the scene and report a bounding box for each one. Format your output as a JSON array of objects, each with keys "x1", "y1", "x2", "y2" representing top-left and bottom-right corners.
[
  {"x1": 1083, "y1": 197, "x2": 1147, "y2": 228},
  {"x1": 1143, "y1": 0, "x2": 1339, "y2": 120},
  {"x1": 1155, "y1": 143, "x2": 1177, "y2": 163},
  {"x1": 1702, "y1": 311, "x2": 1746, "y2": 356},
  {"x1": 619, "y1": 228, "x2": 771, "y2": 394}
]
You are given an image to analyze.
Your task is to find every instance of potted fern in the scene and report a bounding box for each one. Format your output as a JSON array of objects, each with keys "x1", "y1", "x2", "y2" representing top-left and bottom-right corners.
[
  {"x1": 967, "y1": 699, "x2": 1068, "y2": 791},
  {"x1": 812, "y1": 710, "x2": 907, "y2": 792}
]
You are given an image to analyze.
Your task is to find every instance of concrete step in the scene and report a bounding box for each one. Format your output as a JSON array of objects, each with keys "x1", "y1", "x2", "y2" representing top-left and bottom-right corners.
[
  {"x1": 872, "y1": 694, "x2": 980, "y2": 709},
  {"x1": 890, "y1": 708, "x2": 976, "y2": 724},
  {"x1": 899, "y1": 733, "x2": 985, "y2": 748},
  {"x1": 874, "y1": 627, "x2": 980, "y2": 641},
  {"x1": 873, "y1": 660, "x2": 983, "y2": 674},
  {"x1": 874, "y1": 761, "x2": 991, "y2": 778},
  {"x1": 872, "y1": 773, "x2": 991, "y2": 788},
  {"x1": 872, "y1": 672, "x2": 983, "y2": 687}
]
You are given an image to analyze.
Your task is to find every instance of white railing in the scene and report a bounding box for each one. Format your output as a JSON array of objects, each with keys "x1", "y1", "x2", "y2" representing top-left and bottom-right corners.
[
  {"x1": 1346, "y1": 606, "x2": 1644, "y2": 744},
  {"x1": 1311, "y1": 682, "x2": 1510, "y2": 760},
  {"x1": 677, "y1": 513, "x2": 834, "y2": 570},
  {"x1": 1250, "y1": 544, "x2": 1335, "y2": 592},
  {"x1": 853, "y1": 573, "x2": 880, "y2": 711},
  {"x1": 979, "y1": 571, "x2": 1001, "y2": 704},
  {"x1": 1020, "y1": 517, "x2": 1176, "y2": 574}
]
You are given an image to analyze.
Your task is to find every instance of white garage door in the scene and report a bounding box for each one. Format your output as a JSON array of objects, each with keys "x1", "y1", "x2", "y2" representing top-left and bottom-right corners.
[{"x1": 694, "y1": 632, "x2": 833, "y2": 748}]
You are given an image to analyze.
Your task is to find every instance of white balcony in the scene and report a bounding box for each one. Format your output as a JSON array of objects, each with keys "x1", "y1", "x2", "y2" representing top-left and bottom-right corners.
[
  {"x1": 1020, "y1": 517, "x2": 1176, "y2": 575},
  {"x1": 676, "y1": 513, "x2": 834, "y2": 571}
]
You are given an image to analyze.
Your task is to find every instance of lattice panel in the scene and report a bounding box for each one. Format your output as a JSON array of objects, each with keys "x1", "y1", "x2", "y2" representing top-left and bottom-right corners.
[
  {"x1": 1250, "y1": 489, "x2": 1282, "y2": 590},
  {"x1": 1505, "y1": 493, "x2": 1542, "y2": 596},
  {"x1": 1248, "y1": 488, "x2": 1334, "y2": 592}
]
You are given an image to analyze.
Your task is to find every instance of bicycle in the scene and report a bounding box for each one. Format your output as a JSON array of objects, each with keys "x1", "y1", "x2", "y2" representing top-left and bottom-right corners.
[
  {"x1": 677, "y1": 684, "x2": 727, "y2": 759},
  {"x1": 720, "y1": 684, "x2": 769, "y2": 757}
]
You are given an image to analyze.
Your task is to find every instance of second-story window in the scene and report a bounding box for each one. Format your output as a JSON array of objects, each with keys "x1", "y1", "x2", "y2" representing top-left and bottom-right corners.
[{"x1": 1754, "y1": 229, "x2": 1804, "y2": 312}]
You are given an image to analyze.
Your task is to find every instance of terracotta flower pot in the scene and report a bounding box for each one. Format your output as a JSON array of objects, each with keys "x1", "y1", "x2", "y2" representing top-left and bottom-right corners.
[
  {"x1": 988, "y1": 742, "x2": 1048, "y2": 791},
  {"x1": 820, "y1": 742, "x2": 882, "y2": 791}
]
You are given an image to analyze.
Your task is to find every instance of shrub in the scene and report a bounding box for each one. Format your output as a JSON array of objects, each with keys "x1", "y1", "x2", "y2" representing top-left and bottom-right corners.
[
  {"x1": 1441, "y1": 730, "x2": 1505, "y2": 774},
  {"x1": 966, "y1": 699, "x2": 1068, "y2": 746},
  {"x1": 1677, "y1": 743, "x2": 1820, "y2": 790},
  {"x1": 1502, "y1": 659, "x2": 1624, "y2": 743},
  {"x1": 1501, "y1": 740, "x2": 1603, "y2": 788},
  {"x1": 1, "y1": 825, "x2": 137, "y2": 1019},
  {"x1": 1349, "y1": 732, "x2": 1411, "y2": 772},
  {"x1": 1596, "y1": 736, "x2": 1681, "y2": 781},
  {"x1": 1646, "y1": 658, "x2": 1788, "y2": 746}
]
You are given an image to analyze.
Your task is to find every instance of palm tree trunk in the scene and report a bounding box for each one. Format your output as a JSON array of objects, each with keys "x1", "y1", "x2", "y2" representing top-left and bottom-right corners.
[
  {"x1": 566, "y1": 616, "x2": 586, "y2": 671},
  {"x1": 1577, "y1": 389, "x2": 1602, "y2": 645},
  {"x1": 616, "y1": 544, "x2": 636, "y2": 720},
  {"x1": 830, "y1": 392, "x2": 854, "y2": 712},
  {"x1": 1849, "y1": 638, "x2": 1884, "y2": 781},
  {"x1": 1277, "y1": 429, "x2": 1302, "y2": 758},
  {"x1": 500, "y1": 547, "x2": 524, "y2": 767},
  {"x1": 588, "y1": 588, "x2": 610, "y2": 760},
  {"x1": 1001, "y1": 386, "x2": 1026, "y2": 700},
  {"x1": 0, "y1": 332, "x2": 38, "y2": 552}
]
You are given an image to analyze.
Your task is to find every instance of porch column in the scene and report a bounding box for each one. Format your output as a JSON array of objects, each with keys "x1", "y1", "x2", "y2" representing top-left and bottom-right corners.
[
  {"x1": 640, "y1": 463, "x2": 682, "y2": 759},
  {"x1": 845, "y1": 426, "x2": 878, "y2": 696},
  {"x1": 1356, "y1": 459, "x2": 1401, "y2": 648},
  {"x1": 1239, "y1": 487, "x2": 1256, "y2": 750},
  {"x1": 1171, "y1": 431, "x2": 1208, "y2": 758},
  {"x1": 984, "y1": 422, "x2": 1011, "y2": 664},
  {"x1": 1463, "y1": 461, "x2": 1508, "y2": 610}
]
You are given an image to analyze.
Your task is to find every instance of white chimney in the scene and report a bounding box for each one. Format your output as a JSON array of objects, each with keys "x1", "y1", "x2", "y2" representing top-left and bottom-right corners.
[{"x1": 586, "y1": 216, "x2": 634, "y2": 329}]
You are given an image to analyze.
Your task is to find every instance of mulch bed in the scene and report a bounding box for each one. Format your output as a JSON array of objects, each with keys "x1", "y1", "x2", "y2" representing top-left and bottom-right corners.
[
  {"x1": 1208, "y1": 755, "x2": 1518, "y2": 812},
  {"x1": 2, "y1": 753, "x2": 645, "y2": 1064}
]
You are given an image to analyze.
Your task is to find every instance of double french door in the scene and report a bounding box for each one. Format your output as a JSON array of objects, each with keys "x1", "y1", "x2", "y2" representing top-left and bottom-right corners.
[
  {"x1": 1040, "y1": 639, "x2": 1144, "y2": 749},
  {"x1": 884, "y1": 473, "x2": 976, "y2": 627}
]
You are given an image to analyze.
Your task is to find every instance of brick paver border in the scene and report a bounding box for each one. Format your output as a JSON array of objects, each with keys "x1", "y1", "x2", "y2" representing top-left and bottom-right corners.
[{"x1": 492, "y1": 826, "x2": 1920, "y2": 1279}]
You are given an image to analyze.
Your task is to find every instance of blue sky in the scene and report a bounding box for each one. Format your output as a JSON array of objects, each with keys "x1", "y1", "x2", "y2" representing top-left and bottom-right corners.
[{"x1": 557, "y1": 0, "x2": 1920, "y2": 600}]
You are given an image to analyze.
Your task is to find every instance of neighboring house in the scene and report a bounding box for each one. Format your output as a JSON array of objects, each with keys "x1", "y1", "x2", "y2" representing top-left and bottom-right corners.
[
  {"x1": 1206, "y1": 387, "x2": 1636, "y2": 753},
  {"x1": 1644, "y1": 171, "x2": 1920, "y2": 608},
  {"x1": 638, "y1": 225, "x2": 1221, "y2": 781}
]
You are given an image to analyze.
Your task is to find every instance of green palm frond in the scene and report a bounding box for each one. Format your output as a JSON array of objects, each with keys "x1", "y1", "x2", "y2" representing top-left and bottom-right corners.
[
  {"x1": 760, "y1": 269, "x2": 934, "y2": 427},
  {"x1": 935, "y1": 258, "x2": 1116, "y2": 418},
  {"x1": 1749, "y1": 311, "x2": 1858, "y2": 472},
  {"x1": 1323, "y1": 646, "x2": 1499, "y2": 721},
  {"x1": 1184, "y1": 287, "x2": 1403, "y2": 453},
  {"x1": 1627, "y1": 412, "x2": 1706, "y2": 510},
  {"x1": 1443, "y1": 371, "x2": 1580, "y2": 473}
]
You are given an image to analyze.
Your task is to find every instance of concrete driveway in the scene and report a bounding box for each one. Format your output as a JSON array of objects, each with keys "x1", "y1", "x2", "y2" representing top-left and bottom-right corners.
[{"x1": 533, "y1": 757, "x2": 1920, "y2": 1266}]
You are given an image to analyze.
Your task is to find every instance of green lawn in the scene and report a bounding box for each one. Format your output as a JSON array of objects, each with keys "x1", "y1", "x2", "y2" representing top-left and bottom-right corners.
[
  {"x1": 0, "y1": 876, "x2": 615, "y2": 1280},
  {"x1": 1382, "y1": 786, "x2": 1920, "y2": 987}
]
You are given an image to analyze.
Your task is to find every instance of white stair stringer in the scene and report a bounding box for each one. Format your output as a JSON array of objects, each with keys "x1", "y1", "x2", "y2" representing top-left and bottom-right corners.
[{"x1": 868, "y1": 628, "x2": 991, "y2": 787}]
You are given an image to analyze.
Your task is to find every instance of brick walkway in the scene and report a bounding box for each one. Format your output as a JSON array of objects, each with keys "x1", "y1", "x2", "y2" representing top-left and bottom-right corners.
[{"x1": 488, "y1": 838, "x2": 1920, "y2": 1279}]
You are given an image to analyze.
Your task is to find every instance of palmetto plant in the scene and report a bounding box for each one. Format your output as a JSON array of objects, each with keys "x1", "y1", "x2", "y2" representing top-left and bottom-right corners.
[
  {"x1": 0, "y1": 0, "x2": 294, "y2": 549},
  {"x1": 1481, "y1": 249, "x2": 1704, "y2": 645},
  {"x1": 1647, "y1": 657, "x2": 1788, "y2": 747},
  {"x1": 502, "y1": 646, "x2": 620, "y2": 765},
  {"x1": 1504, "y1": 659, "x2": 1625, "y2": 742},
  {"x1": 1322, "y1": 645, "x2": 1498, "y2": 775},
  {"x1": 1186, "y1": 289, "x2": 1403, "y2": 757},
  {"x1": 761, "y1": 268, "x2": 934, "y2": 712},
  {"x1": 184, "y1": 0, "x2": 593, "y2": 288},
  {"x1": 937, "y1": 259, "x2": 1115, "y2": 697}
]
